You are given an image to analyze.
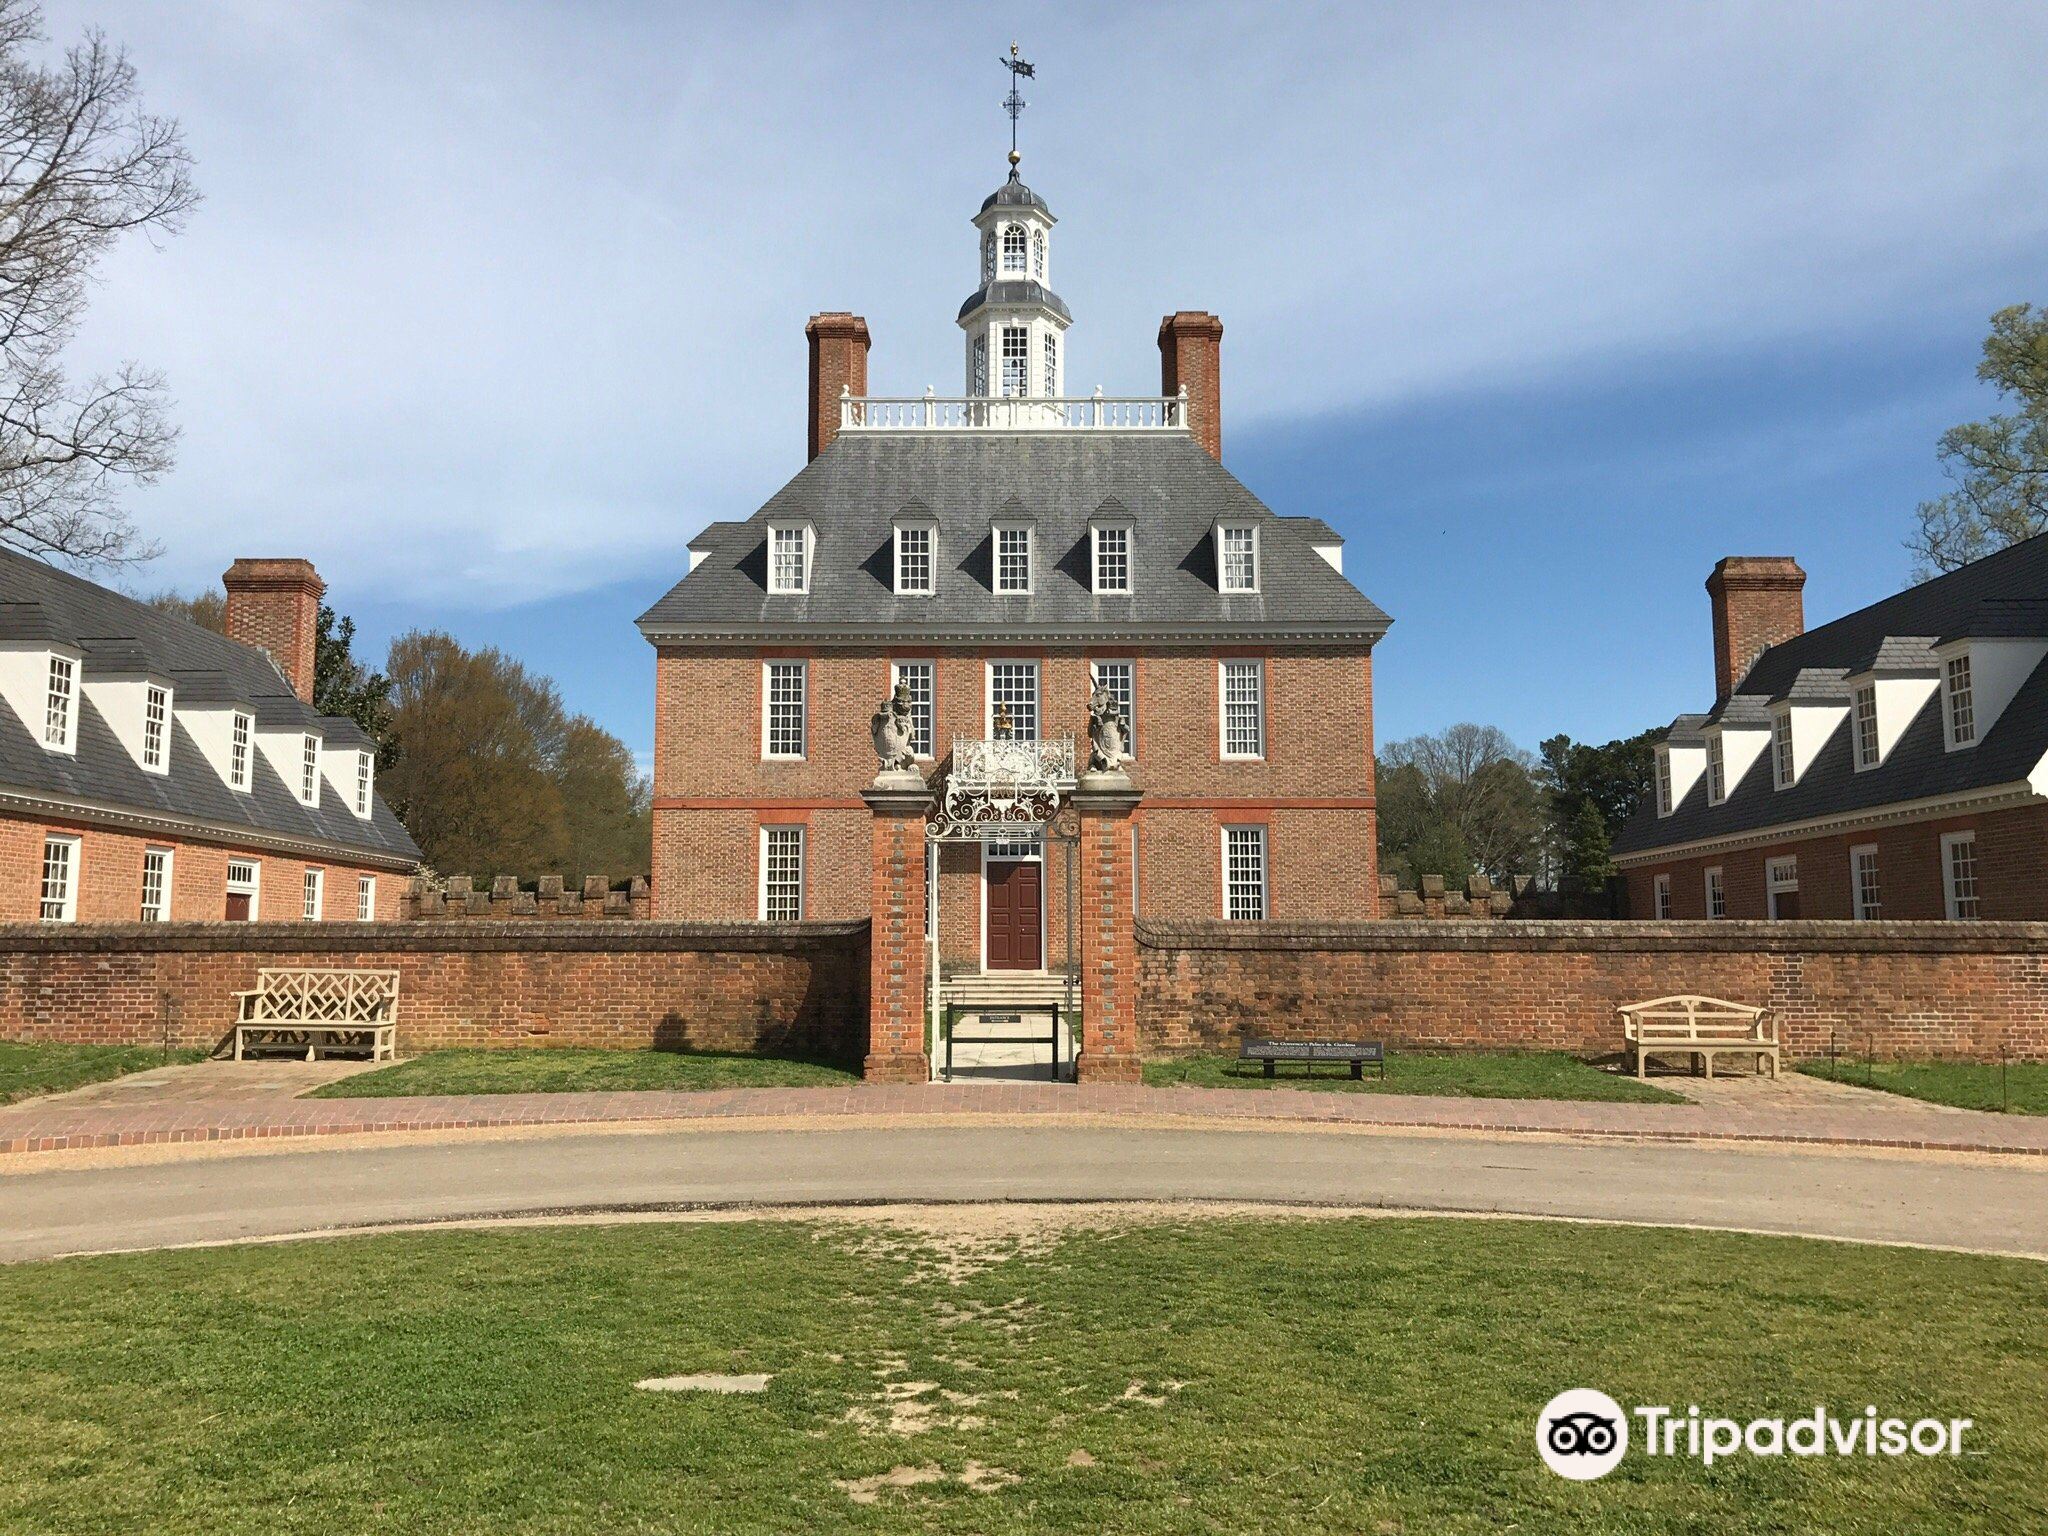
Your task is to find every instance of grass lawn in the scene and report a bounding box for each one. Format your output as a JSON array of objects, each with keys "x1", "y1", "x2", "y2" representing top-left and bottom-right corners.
[
  {"x1": 0, "y1": 1215, "x2": 2040, "y2": 1534},
  {"x1": 309, "y1": 1045, "x2": 861, "y2": 1098},
  {"x1": 1143, "y1": 1049, "x2": 1688, "y2": 1103},
  {"x1": 0, "y1": 1040, "x2": 203, "y2": 1106},
  {"x1": 1800, "y1": 1057, "x2": 2048, "y2": 1116}
]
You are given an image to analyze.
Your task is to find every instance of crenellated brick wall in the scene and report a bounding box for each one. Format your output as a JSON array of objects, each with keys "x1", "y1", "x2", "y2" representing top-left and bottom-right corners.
[
  {"x1": 1138, "y1": 919, "x2": 2048, "y2": 1062},
  {"x1": 0, "y1": 921, "x2": 867, "y2": 1057},
  {"x1": 404, "y1": 875, "x2": 652, "y2": 920}
]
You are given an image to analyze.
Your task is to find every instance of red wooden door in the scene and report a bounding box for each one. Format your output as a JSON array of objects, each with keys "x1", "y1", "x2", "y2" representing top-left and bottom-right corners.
[
  {"x1": 986, "y1": 860, "x2": 1043, "y2": 970},
  {"x1": 225, "y1": 891, "x2": 252, "y2": 922}
]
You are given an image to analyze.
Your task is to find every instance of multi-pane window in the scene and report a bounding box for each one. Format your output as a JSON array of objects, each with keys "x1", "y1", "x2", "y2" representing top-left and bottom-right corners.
[
  {"x1": 1042, "y1": 332, "x2": 1058, "y2": 396},
  {"x1": 761, "y1": 825, "x2": 804, "y2": 921},
  {"x1": 894, "y1": 525, "x2": 934, "y2": 595},
  {"x1": 38, "y1": 835, "x2": 77, "y2": 921},
  {"x1": 1655, "y1": 752, "x2": 1673, "y2": 816},
  {"x1": 971, "y1": 337, "x2": 987, "y2": 395},
  {"x1": 142, "y1": 684, "x2": 169, "y2": 771},
  {"x1": 1707, "y1": 734, "x2": 1727, "y2": 802},
  {"x1": 999, "y1": 325, "x2": 1028, "y2": 396},
  {"x1": 1943, "y1": 833, "x2": 1980, "y2": 920},
  {"x1": 1851, "y1": 845, "x2": 1882, "y2": 920},
  {"x1": 1945, "y1": 655, "x2": 1975, "y2": 746},
  {"x1": 769, "y1": 525, "x2": 809, "y2": 594},
  {"x1": 1853, "y1": 684, "x2": 1880, "y2": 769},
  {"x1": 1772, "y1": 712, "x2": 1795, "y2": 789},
  {"x1": 1218, "y1": 526, "x2": 1258, "y2": 592},
  {"x1": 1001, "y1": 224, "x2": 1026, "y2": 272},
  {"x1": 1091, "y1": 661, "x2": 1135, "y2": 756},
  {"x1": 1766, "y1": 856, "x2": 1799, "y2": 920},
  {"x1": 763, "y1": 661, "x2": 806, "y2": 759},
  {"x1": 230, "y1": 711, "x2": 253, "y2": 790},
  {"x1": 1221, "y1": 659, "x2": 1265, "y2": 758},
  {"x1": 981, "y1": 231, "x2": 995, "y2": 282},
  {"x1": 988, "y1": 661, "x2": 1039, "y2": 740},
  {"x1": 140, "y1": 847, "x2": 171, "y2": 922},
  {"x1": 302, "y1": 866, "x2": 324, "y2": 921},
  {"x1": 1653, "y1": 874, "x2": 1672, "y2": 919},
  {"x1": 43, "y1": 654, "x2": 74, "y2": 748},
  {"x1": 995, "y1": 526, "x2": 1031, "y2": 593},
  {"x1": 1031, "y1": 228, "x2": 1045, "y2": 279},
  {"x1": 1704, "y1": 866, "x2": 1726, "y2": 919},
  {"x1": 890, "y1": 661, "x2": 934, "y2": 758},
  {"x1": 1223, "y1": 826, "x2": 1268, "y2": 920},
  {"x1": 355, "y1": 753, "x2": 374, "y2": 816},
  {"x1": 300, "y1": 734, "x2": 320, "y2": 806},
  {"x1": 357, "y1": 874, "x2": 377, "y2": 922},
  {"x1": 226, "y1": 858, "x2": 259, "y2": 920},
  {"x1": 1093, "y1": 526, "x2": 1131, "y2": 594}
]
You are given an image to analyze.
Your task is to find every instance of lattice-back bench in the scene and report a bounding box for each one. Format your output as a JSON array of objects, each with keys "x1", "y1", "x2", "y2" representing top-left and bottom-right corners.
[
  {"x1": 1618, "y1": 994, "x2": 1778, "y2": 1081},
  {"x1": 232, "y1": 968, "x2": 400, "y2": 1062}
]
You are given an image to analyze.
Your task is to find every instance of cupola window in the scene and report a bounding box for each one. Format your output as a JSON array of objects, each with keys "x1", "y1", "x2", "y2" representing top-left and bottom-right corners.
[
  {"x1": 999, "y1": 325, "x2": 1029, "y2": 397},
  {"x1": 1042, "y1": 332, "x2": 1058, "y2": 396},
  {"x1": 1001, "y1": 224, "x2": 1026, "y2": 273},
  {"x1": 1031, "y1": 228, "x2": 1045, "y2": 279}
]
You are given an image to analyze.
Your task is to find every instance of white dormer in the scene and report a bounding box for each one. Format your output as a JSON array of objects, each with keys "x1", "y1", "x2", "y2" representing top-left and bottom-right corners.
[
  {"x1": 766, "y1": 519, "x2": 813, "y2": 595},
  {"x1": 179, "y1": 697, "x2": 255, "y2": 793},
  {"x1": 0, "y1": 636, "x2": 83, "y2": 757},
  {"x1": 1089, "y1": 506, "x2": 1134, "y2": 595},
  {"x1": 993, "y1": 518, "x2": 1033, "y2": 594},
  {"x1": 82, "y1": 672, "x2": 174, "y2": 776},
  {"x1": 1767, "y1": 695, "x2": 1849, "y2": 790},
  {"x1": 1215, "y1": 521, "x2": 1260, "y2": 593},
  {"x1": 1704, "y1": 715, "x2": 1772, "y2": 804},
  {"x1": 1311, "y1": 534, "x2": 1343, "y2": 574},
  {"x1": 1843, "y1": 658, "x2": 1940, "y2": 772},
  {"x1": 321, "y1": 742, "x2": 376, "y2": 819},
  {"x1": 892, "y1": 513, "x2": 937, "y2": 596},
  {"x1": 1655, "y1": 740, "x2": 1706, "y2": 817},
  {"x1": 1933, "y1": 638, "x2": 2048, "y2": 751}
]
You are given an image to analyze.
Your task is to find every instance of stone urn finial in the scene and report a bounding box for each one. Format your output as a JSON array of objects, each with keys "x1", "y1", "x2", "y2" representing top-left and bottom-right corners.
[
  {"x1": 1086, "y1": 679, "x2": 1130, "y2": 776},
  {"x1": 870, "y1": 680, "x2": 921, "y2": 786}
]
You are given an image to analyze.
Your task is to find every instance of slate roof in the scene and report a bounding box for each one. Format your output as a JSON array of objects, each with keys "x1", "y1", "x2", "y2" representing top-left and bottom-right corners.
[
  {"x1": 979, "y1": 174, "x2": 1050, "y2": 215},
  {"x1": 957, "y1": 279, "x2": 1072, "y2": 325},
  {"x1": 1616, "y1": 534, "x2": 2048, "y2": 857},
  {"x1": 0, "y1": 546, "x2": 418, "y2": 865},
  {"x1": 637, "y1": 432, "x2": 1392, "y2": 644}
]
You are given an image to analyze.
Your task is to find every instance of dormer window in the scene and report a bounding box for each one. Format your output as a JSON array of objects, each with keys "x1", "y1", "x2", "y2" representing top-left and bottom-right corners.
[
  {"x1": 1217, "y1": 524, "x2": 1259, "y2": 593},
  {"x1": 229, "y1": 710, "x2": 253, "y2": 791},
  {"x1": 1706, "y1": 734, "x2": 1727, "y2": 803},
  {"x1": 1853, "y1": 684, "x2": 1879, "y2": 770},
  {"x1": 1655, "y1": 750, "x2": 1673, "y2": 816},
  {"x1": 299, "y1": 733, "x2": 321, "y2": 807},
  {"x1": 995, "y1": 524, "x2": 1032, "y2": 594},
  {"x1": 1092, "y1": 524, "x2": 1132, "y2": 595},
  {"x1": 142, "y1": 684, "x2": 170, "y2": 772},
  {"x1": 1001, "y1": 224, "x2": 1026, "y2": 272},
  {"x1": 1771, "y1": 711, "x2": 1795, "y2": 790},
  {"x1": 1945, "y1": 654, "x2": 1975, "y2": 747},
  {"x1": 893, "y1": 523, "x2": 935, "y2": 596},
  {"x1": 355, "y1": 751, "x2": 374, "y2": 817},
  {"x1": 43, "y1": 653, "x2": 74, "y2": 750},
  {"x1": 768, "y1": 523, "x2": 811, "y2": 595}
]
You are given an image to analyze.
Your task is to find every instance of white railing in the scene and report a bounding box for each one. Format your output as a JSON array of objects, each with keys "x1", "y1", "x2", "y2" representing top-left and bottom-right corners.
[
  {"x1": 951, "y1": 734, "x2": 1078, "y2": 789},
  {"x1": 841, "y1": 388, "x2": 1189, "y2": 433}
]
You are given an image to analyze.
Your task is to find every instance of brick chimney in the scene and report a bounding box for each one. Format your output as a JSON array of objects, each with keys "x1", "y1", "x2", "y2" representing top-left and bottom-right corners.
[
  {"x1": 1158, "y1": 311, "x2": 1224, "y2": 460},
  {"x1": 223, "y1": 558, "x2": 325, "y2": 704},
  {"x1": 1706, "y1": 556, "x2": 1805, "y2": 701},
  {"x1": 805, "y1": 312, "x2": 870, "y2": 461}
]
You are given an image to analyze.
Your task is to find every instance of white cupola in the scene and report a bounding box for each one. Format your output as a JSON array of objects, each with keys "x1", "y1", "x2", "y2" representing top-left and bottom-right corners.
[{"x1": 959, "y1": 168, "x2": 1070, "y2": 400}]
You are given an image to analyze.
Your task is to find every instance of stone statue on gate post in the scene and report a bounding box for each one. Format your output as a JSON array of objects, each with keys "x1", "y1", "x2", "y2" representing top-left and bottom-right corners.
[
  {"x1": 1085, "y1": 680, "x2": 1131, "y2": 779},
  {"x1": 870, "y1": 680, "x2": 923, "y2": 786}
]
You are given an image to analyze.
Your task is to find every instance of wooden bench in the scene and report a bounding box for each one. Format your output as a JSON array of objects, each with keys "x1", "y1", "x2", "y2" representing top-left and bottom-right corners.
[
  {"x1": 232, "y1": 968, "x2": 400, "y2": 1062},
  {"x1": 1618, "y1": 995, "x2": 1778, "y2": 1081},
  {"x1": 1240, "y1": 1038, "x2": 1385, "y2": 1081}
]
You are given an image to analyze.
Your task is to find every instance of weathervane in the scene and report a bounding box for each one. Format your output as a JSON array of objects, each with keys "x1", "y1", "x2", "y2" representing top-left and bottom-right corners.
[{"x1": 999, "y1": 42, "x2": 1035, "y2": 173}]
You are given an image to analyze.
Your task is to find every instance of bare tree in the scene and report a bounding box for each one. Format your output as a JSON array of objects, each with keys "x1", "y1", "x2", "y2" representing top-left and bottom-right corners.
[
  {"x1": 0, "y1": 1, "x2": 195, "y2": 567},
  {"x1": 1379, "y1": 723, "x2": 1543, "y2": 883}
]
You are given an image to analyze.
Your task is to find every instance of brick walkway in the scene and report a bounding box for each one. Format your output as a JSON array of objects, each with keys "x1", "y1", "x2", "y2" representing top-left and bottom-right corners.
[{"x1": 3, "y1": 1061, "x2": 2044, "y2": 1159}]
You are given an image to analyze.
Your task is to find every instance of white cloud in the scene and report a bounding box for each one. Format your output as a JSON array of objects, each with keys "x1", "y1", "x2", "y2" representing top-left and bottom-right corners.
[{"x1": 40, "y1": 0, "x2": 2048, "y2": 603}]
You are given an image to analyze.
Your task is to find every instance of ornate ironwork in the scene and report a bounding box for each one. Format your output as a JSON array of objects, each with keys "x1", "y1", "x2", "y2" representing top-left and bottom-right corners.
[{"x1": 927, "y1": 734, "x2": 1077, "y2": 842}]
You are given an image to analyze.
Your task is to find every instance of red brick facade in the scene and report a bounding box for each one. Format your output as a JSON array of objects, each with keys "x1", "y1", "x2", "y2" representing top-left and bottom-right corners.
[
  {"x1": 650, "y1": 644, "x2": 1379, "y2": 965},
  {"x1": 805, "y1": 312, "x2": 870, "y2": 461},
  {"x1": 1158, "y1": 311, "x2": 1224, "y2": 460},
  {"x1": 222, "y1": 557, "x2": 325, "y2": 704},
  {"x1": 1706, "y1": 555, "x2": 1804, "y2": 700}
]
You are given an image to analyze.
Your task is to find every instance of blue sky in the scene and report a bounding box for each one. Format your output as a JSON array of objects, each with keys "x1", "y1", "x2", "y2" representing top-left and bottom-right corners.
[{"x1": 41, "y1": 1, "x2": 2048, "y2": 768}]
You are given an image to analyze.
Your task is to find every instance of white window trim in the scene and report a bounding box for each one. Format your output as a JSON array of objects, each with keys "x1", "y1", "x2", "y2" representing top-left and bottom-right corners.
[
  {"x1": 984, "y1": 659, "x2": 1041, "y2": 741},
  {"x1": 356, "y1": 873, "x2": 377, "y2": 922},
  {"x1": 1655, "y1": 750, "x2": 1673, "y2": 817},
  {"x1": 892, "y1": 522, "x2": 937, "y2": 597},
  {"x1": 43, "y1": 652, "x2": 77, "y2": 754},
  {"x1": 1216, "y1": 523, "x2": 1260, "y2": 594},
  {"x1": 354, "y1": 751, "x2": 374, "y2": 818},
  {"x1": 767, "y1": 522, "x2": 813, "y2": 596},
  {"x1": 141, "y1": 845, "x2": 173, "y2": 923},
  {"x1": 1706, "y1": 733, "x2": 1728, "y2": 804},
  {"x1": 1852, "y1": 684, "x2": 1880, "y2": 772},
  {"x1": 758, "y1": 824, "x2": 805, "y2": 921},
  {"x1": 1221, "y1": 824, "x2": 1269, "y2": 920},
  {"x1": 1943, "y1": 653, "x2": 1976, "y2": 751},
  {"x1": 1219, "y1": 658, "x2": 1266, "y2": 760},
  {"x1": 227, "y1": 857, "x2": 261, "y2": 920},
  {"x1": 993, "y1": 522, "x2": 1033, "y2": 594},
  {"x1": 1091, "y1": 659, "x2": 1136, "y2": 759},
  {"x1": 890, "y1": 659, "x2": 936, "y2": 760},
  {"x1": 38, "y1": 833, "x2": 79, "y2": 922},
  {"x1": 1766, "y1": 855, "x2": 1799, "y2": 920},
  {"x1": 1652, "y1": 873, "x2": 1672, "y2": 919},
  {"x1": 1703, "y1": 865, "x2": 1725, "y2": 919},
  {"x1": 1940, "y1": 831, "x2": 1980, "y2": 920},
  {"x1": 1090, "y1": 523, "x2": 1133, "y2": 595},
  {"x1": 229, "y1": 711, "x2": 254, "y2": 792},
  {"x1": 761, "y1": 660, "x2": 808, "y2": 761},
  {"x1": 1770, "y1": 709, "x2": 1795, "y2": 791},
  {"x1": 1849, "y1": 843, "x2": 1881, "y2": 921},
  {"x1": 299, "y1": 733, "x2": 322, "y2": 808},
  {"x1": 302, "y1": 866, "x2": 324, "y2": 921},
  {"x1": 141, "y1": 683, "x2": 172, "y2": 774}
]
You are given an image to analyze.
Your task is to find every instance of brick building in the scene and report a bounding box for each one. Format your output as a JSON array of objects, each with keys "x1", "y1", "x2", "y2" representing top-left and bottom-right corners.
[
  {"x1": 1614, "y1": 540, "x2": 2048, "y2": 919},
  {"x1": 0, "y1": 550, "x2": 418, "y2": 923},
  {"x1": 638, "y1": 160, "x2": 1391, "y2": 988}
]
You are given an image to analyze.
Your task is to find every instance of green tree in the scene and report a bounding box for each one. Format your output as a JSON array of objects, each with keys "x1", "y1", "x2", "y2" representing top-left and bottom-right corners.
[
  {"x1": 1377, "y1": 723, "x2": 1540, "y2": 886},
  {"x1": 1537, "y1": 727, "x2": 1662, "y2": 894},
  {"x1": 312, "y1": 604, "x2": 391, "y2": 756},
  {"x1": 1561, "y1": 800, "x2": 1613, "y2": 896},
  {"x1": 1911, "y1": 303, "x2": 2048, "y2": 576}
]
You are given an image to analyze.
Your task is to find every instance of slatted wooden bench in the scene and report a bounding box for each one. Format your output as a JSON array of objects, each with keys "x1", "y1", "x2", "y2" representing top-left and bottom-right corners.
[
  {"x1": 1618, "y1": 995, "x2": 1778, "y2": 1081},
  {"x1": 232, "y1": 968, "x2": 400, "y2": 1062}
]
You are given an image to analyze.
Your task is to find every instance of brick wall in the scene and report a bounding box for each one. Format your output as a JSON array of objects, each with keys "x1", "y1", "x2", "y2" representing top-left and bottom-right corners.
[
  {"x1": 405, "y1": 875, "x2": 652, "y2": 919},
  {"x1": 1137, "y1": 919, "x2": 2048, "y2": 1061},
  {"x1": 0, "y1": 921, "x2": 868, "y2": 1057},
  {"x1": 222, "y1": 558, "x2": 324, "y2": 704}
]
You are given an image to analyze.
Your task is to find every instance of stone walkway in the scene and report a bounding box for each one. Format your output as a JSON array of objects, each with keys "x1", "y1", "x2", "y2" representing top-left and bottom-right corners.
[{"x1": 2, "y1": 1059, "x2": 2043, "y2": 1159}]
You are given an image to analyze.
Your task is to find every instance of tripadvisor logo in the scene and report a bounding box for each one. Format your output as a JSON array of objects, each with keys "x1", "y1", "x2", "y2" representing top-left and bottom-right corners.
[{"x1": 1537, "y1": 1390, "x2": 1973, "y2": 1480}]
